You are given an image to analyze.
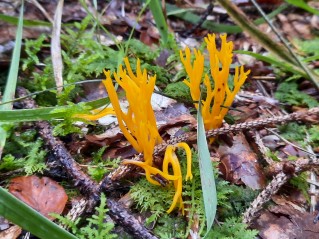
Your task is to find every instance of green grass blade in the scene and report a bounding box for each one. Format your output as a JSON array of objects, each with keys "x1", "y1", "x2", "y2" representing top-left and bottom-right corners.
[
  {"x1": 148, "y1": 0, "x2": 169, "y2": 44},
  {"x1": 0, "y1": 97, "x2": 111, "y2": 123},
  {"x1": 0, "y1": 187, "x2": 78, "y2": 239},
  {"x1": 0, "y1": 14, "x2": 52, "y2": 27},
  {"x1": 0, "y1": 1, "x2": 24, "y2": 158},
  {"x1": 286, "y1": 0, "x2": 319, "y2": 15},
  {"x1": 197, "y1": 101, "x2": 217, "y2": 236},
  {"x1": 0, "y1": 107, "x2": 66, "y2": 122},
  {"x1": 235, "y1": 50, "x2": 305, "y2": 76}
]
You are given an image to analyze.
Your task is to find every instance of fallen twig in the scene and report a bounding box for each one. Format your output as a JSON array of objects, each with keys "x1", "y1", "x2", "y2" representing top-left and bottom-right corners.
[{"x1": 243, "y1": 157, "x2": 319, "y2": 224}]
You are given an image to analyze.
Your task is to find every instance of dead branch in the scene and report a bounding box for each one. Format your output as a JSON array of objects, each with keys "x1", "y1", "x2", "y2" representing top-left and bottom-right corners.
[{"x1": 243, "y1": 157, "x2": 319, "y2": 224}]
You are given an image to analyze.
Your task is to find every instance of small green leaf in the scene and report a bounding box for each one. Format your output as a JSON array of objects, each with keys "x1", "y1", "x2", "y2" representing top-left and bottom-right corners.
[{"x1": 197, "y1": 100, "x2": 217, "y2": 236}]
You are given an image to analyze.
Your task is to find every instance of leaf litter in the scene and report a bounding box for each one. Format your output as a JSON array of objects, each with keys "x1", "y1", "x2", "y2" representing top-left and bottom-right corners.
[{"x1": 0, "y1": 0, "x2": 319, "y2": 238}]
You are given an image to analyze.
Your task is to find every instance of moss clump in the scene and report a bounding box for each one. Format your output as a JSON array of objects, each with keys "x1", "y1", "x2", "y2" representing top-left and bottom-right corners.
[{"x1": 164, "y1": 81, "x2": 192, "y2": 103}]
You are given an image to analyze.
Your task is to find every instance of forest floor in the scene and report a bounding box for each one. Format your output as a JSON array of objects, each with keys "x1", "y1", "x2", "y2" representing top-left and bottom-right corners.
[{"x1": 1, "y1": 1, "x2": 319, "y2": 239}]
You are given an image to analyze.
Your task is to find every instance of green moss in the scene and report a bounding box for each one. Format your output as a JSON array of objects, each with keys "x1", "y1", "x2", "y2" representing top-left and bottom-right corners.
[
  {"x1": 164, "y1": 81, "x2": 192, "y2": 102},
  {"x1": 207, "y1": 217, "x2": 258, "y2": 239},
  {"x1": 275, "y1": 81, "x2": 318, "y2": 108}
]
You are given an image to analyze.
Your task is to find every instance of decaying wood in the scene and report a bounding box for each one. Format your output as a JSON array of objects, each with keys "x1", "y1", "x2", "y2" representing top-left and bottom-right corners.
[{"x1": 16, "y1": 87, "x2": 159, "y2": 239}]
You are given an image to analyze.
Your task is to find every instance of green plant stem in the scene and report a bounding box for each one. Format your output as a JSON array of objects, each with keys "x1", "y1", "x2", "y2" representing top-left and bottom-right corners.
[{"x1": 148, "y1": 0, "x2": 169, "y2": 44}]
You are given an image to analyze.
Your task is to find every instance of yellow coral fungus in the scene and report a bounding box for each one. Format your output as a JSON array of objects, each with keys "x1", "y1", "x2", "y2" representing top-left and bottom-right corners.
[
  {"x1": 162, "y1": 144, "x2": 193, "y2": 214},
  {"x1": 122, "y1": 160, "x2": 179, "y2": 185},
  {"x1": 103, "y1": 58, "x2": 162, "y2": 165},
  {"x1": 180, "y1": 34, "x2": 250, "y2": 130},
  {"x1": 73, "y1": 57, "x2": 193, "y2": 214},
  {"x1": 124, "y1": 142, "x2": 192, "y2": 214},
  {"x1": 100, "y1": 58, "x2": 192, "y2": 214}
]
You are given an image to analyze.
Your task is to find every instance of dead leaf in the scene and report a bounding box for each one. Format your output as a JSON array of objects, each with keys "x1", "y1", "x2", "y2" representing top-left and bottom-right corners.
[
  {"x1": 85, "y1": 127, "x2": 123, "y2": 146},
  {"x1": 0, "y1": 217, "x2": 9, "y2": 231},
  {"x1": 104, "y1": 143, "x2": 137, "y2": 159},
  {"x1": 281, "y1": 144, "x2": 309, "y2": 158},
  {"x1": 218, "y1": 133, "x2": 266, "y2": 189},
  {"x1": 252, "y1": 197, "x2": 319, "y2": 239},
  {"x1": 0, "y1": 225, "x2": 22, "y2": 239},
  {"x1": 9, "y1": 176, "x2": 68, "y2": 220},
  {"x1": 140, "y1": 29, "x2": 159, "y2": 46},
  {"x1": 155, "y1": 49, "x2": 171, "y2": 67}
]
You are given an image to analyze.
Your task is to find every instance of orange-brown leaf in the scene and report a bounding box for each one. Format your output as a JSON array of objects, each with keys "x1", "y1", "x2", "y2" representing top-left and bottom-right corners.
[{"x1": 9, "y1": 176, "x2": 68, "y2": 220}]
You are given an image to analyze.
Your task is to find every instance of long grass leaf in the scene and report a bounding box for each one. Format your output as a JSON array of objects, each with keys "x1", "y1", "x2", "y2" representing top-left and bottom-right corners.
[
  {"x1": 216, "y1": 0, "x2": 297, "y2": 65},
  {"x1": 197, "y1": 101, "x2": 217, "y2": 236},
  {"x1": 0, "y1": 14, "x2": 52, "y2": 27},
  {"x1": 235, "y1": 50, "x2": 305, "y2": 76},
  {"x1": 0, "y1": 1, "x2": 24, "y2": 158},
  {"x1": 0, "y1": 187, "x2": 78, "y2": 239},
  {"x1": 148, "y1": 0, "x2": 169, "y2": 44},
  {"x1": 0, "y1": 97, "x2": 111, "y2": 123},
  {"x1": 0, "y1": 107, "x2": 67, "y2": 122}
]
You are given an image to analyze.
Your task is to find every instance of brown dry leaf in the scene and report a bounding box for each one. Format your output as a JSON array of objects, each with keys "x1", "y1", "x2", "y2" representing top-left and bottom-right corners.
[
  {"x1": 140, "y1": 29, "x2": 159, "y2": 46},
  {"x1": 0, "y1": 217, "x2": 9, "y2": 231},
  {"x1": 0, "y1": 225, "x2": 22, "y2": 239},
  {"x1": 291, "y1": 106, "x2": 319, "y2": 123},
  {"x1": 281, "y1": 144, "x2": 309, "y2": 158},
  {"x1": 277, "y1": 13, "x2": 313, "y2": 40},
  {"x1": 77, "y1": 81, "x2": 108, "y2": 102},
  {"x1": 85, "y1": 128, "x2": 123, "y2": 146},
  {"x1": 218, "y1": 133, "x2": 266, "y2": 189},
  {"x1": 9, "y1": 176, "x2": 68, "y2": 220},
  {"x1": 252, "y1": 196, "x2": 319, "y2": 239},
  {"x1": 104, "y1": 143, "x2": 138, "y2": 159},
  {"x1": 228, "y1": 105, "x2": 259, "y2": 123}
]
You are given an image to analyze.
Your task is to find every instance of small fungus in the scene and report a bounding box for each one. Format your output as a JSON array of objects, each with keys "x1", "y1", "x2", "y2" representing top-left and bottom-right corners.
[{"x1": 180, "y1": 33, "x2": 250, "y2": 130}]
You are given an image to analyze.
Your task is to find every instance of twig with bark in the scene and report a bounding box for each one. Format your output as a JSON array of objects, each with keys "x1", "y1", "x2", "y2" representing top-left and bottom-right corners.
[{"x1": 243, "y1": 157, "x2": 319, "y2": 224}]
